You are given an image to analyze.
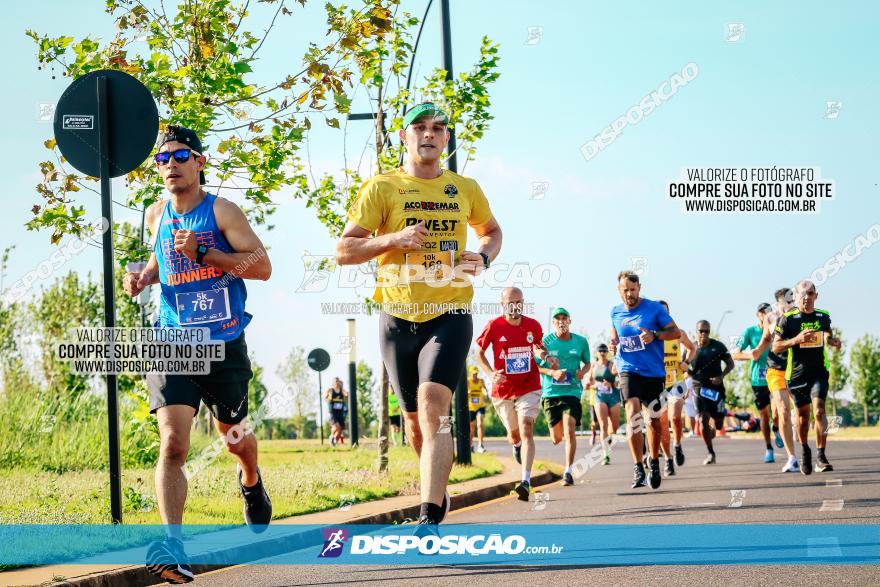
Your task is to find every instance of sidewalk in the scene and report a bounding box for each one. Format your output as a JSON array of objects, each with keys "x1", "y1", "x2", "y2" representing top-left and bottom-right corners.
[{"x1": 1, "y1": 456, "x2": 558, "y2": 587}]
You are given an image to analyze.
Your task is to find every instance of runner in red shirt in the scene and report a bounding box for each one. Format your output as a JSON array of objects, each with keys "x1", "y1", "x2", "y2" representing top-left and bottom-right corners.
[{"x1": 476, "y1": 287, "x2": 554, "y2": 502}]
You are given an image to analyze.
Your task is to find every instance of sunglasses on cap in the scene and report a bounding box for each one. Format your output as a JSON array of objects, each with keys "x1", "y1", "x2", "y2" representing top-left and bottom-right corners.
[{"x1": 154, "y1": 148, "x2": 201, "y2": 165}]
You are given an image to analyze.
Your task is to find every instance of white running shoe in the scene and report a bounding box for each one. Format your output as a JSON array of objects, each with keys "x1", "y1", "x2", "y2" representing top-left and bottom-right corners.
[{"x1": 782, "y1": 456, "x2": 800, "y2": 473}]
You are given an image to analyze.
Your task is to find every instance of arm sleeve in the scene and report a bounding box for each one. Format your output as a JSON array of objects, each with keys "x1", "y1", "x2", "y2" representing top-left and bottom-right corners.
[
  {"x1": 467, "y1": 180, "x2": 493, "y2": 227},
  {"x1": 347, "y1": 179, "x2": 386, "y2": 232}
]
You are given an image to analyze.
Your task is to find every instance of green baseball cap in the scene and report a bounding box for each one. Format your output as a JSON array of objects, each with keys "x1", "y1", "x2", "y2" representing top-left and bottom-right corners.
[
  {"x1": 402, "y1": 102, "x2": 449, "y2": 129},
  {"x1": 552, "y1": 307, "x2": 570, "y2": 318}
]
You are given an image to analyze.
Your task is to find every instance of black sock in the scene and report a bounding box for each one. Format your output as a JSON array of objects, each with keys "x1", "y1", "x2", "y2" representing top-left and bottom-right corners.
[
  {"x1": 817, "y1": 447, "x2": 826, "y2": 459},
  {"x1": 419, "y1": 502, "x2": 443, "y2": 522},
  {"x1": 802, "y1": 443, "x2": 810, "y2": 452},
  {"x1": 766, "y1": 442, "x2": 772, "y2": 450}
]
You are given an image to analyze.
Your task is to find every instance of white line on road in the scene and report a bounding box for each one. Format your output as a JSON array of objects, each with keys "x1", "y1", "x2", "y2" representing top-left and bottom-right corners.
[
  {"x1": 825, "y1": 479, "x2": 843, "y2": 487},
  {"x1": 819, "y1": 499, "x2": 845, "y2": 512}
]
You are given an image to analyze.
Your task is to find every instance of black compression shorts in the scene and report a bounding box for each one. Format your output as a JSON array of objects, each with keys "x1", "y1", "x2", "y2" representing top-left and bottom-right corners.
[{"x1": 379, "y1": 310, "x2": 472, "y2": 413}]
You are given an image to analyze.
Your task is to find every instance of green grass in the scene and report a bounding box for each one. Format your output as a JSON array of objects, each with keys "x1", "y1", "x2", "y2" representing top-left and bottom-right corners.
[{"x1": 0, "y1": 441, "x2": 502, "y2": 524}]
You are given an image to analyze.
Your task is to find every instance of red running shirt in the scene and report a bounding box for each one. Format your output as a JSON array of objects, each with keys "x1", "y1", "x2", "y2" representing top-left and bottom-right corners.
[{"x1": 476, "y1": 315, "x2": 543, "y2": 399}]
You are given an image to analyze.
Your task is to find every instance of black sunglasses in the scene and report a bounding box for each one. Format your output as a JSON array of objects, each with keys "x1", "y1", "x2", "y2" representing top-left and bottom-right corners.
[
  {"x1": 154, "y1": 148, "x2": 201, "y2": 165},
  {"x1": 698, "y1": 329, "x2": 710, "y2": 334}
]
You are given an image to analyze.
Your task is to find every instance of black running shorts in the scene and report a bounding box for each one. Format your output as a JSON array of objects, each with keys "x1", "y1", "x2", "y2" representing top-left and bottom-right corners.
[
  {"x1": 379, "y1": 310, "x2": 472, "y2": 413},
  {"x1": 789, "y1": 372, "x2": 829, "y2": 408},
  {"x1": 148, "y1": 333, "x2": 253, "y2": 425},
  {"x1": 752, "y1": 385, "x2": 771, "y2": 410},
  {"x1": 618, "y1": 372, "x2": 665, "y2": 407}
]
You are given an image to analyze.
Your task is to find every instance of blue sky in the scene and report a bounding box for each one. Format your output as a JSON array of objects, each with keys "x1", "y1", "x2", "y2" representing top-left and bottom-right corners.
[{"x1": 3, "y1": 1, "x2": 879, "y2": 409}]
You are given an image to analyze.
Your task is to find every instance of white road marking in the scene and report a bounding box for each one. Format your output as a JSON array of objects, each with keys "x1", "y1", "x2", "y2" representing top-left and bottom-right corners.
[{"x1": 819, "y1": 499, "x2": 844, "y2": 512}]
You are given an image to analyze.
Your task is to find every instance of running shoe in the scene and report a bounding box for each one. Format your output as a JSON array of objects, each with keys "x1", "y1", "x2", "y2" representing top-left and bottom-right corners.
[
  {"x1": 631, "y1": 464, "x2": 647, "y2": 488},
  {"x1": 664, "y1": 458, "x2": 675, "y2": 477},
  {"x1": 515, "y1": 481, "x2": 530, "y2": 501},
  {"x1": 703, "y1": 453, "x2": 716, "y2": 465},
  {"x1": 562, "y1": 472, "x2": 574, "y2": 486},
  {"x1": 774, "y1": 429, "x2": 784, "y2": 449},
  {"x1": 145, "y1": 537, "x2": 193, "y2": 584},
  {"x1": 513, "y1": 444, "x2": 522, "y2": 465},
  {"x1": 674, "y1": 444, "x2": 685, "y2": 467},
  {"x1": 603, "y1": 454, "x2": 611, "y2": 466},
  {"x1": 648, "y1": 458, "x2": 662, "y2": 489},
  {"x1": 800, "y1": 445, "x2": 813, "y2": 475},
  {"x1": 475, "y1": 444, "x2": 487, "y2": 454},
  {"x1": 816, "y1": 455, "x2": 833, "y2": 473},
  {"x1": 238, "y1": 465, "x2": 272, "y2": 531},
  {"x1": 764, "y1": 449, "x2": 775, "y2": 463},
  {"x1": 782, "y1": 456, "x2": 800, "y2": 473}
]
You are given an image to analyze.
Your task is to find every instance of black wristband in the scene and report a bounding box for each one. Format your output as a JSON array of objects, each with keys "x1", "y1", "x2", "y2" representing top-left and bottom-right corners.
[
  {"x1": 479, "y1": 252, "x2": 490, "y2": 268},
  {"x1": 195, "y1": 245, "x2": 209, "y2": 264}
]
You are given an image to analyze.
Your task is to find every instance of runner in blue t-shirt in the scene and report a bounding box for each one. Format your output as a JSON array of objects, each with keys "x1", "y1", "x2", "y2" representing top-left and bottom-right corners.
[{"x1": 609, "y1": 271, "x2": 682, "y2": 490}]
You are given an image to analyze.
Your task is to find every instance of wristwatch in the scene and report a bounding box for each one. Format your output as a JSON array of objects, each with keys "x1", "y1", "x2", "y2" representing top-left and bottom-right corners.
[
  {"x1": 195, "y1": 244, "x2": 209, "y2": 264},
  {"x1": 479, "y1": 252, "x2": 490, "y2": 268},
  {"x1": 650, "y1": 330, "x2": 659, "y2": 340}
]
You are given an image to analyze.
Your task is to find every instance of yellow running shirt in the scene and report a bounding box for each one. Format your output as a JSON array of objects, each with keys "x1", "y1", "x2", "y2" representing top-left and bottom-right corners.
[
  {"x1": 347, "y1": 168, "x2": 493, "y2": 322},
  {"x1": 468, "y1": 377, "x2": 487, "y2": 411},
  {"x1": 664, "y1": 339, "x2": 686, "y2": 387}
]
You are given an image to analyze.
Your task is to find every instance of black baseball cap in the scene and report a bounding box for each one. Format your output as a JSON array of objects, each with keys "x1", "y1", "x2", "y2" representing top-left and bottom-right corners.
[
  {"x1": 596, "y1": 343, "x2": 609, "y2": 352},
  {"x1": 756, "y1": 302, "x2": 772, "y2": 313},
  {"x1": 158, "y1": 125, "x2": 206, "y2": 185}
]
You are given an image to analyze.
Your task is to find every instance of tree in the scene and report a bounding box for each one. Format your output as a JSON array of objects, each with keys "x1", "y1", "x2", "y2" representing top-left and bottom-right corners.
[
  {"x1": 355, "y1": 360, "x2": 377, "y2": 437},
  {"x1": 248, "y1": 355, "x2": 269, "y2": 429},
  {"x1": 27, "y1": 0, "x2": 400, "y2": 243},
  {"x1": 275, "y1": 346, "x2": 316, "y2": 438},
  {"x1": 850, "y1": 334, "x2": 880, "y2": 426},
  {"x1": 827, "y1": 327, "x2": 848, "y2": 417}
]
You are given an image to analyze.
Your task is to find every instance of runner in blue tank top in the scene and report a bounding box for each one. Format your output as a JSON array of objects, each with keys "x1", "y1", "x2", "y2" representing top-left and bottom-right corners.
[{"x1": 123, "y1": 126, "x2": 273, "y2": 584}]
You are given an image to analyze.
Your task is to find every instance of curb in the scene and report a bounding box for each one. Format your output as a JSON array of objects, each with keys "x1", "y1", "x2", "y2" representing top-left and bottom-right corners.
[{"x1": 14, "y1": 467, "x2": 559, "y2": 587}]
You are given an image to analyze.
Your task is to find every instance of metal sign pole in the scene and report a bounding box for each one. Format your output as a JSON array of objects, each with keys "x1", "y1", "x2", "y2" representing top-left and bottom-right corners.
[
  {"x1": 318, "y1": 371, "x2": 324, "y2": 445},
  {"x1": 96, "y1": 75, "x2": 122, "y2": 524}
]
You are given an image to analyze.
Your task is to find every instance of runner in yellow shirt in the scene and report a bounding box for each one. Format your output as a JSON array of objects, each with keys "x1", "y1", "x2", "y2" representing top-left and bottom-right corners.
[
  {"x1": 467, "y1": 366, "x2": 489, "y2": 453},
  {"x1": 336, "y1": 102, "x2": 502, "y2": 527},
  {"x1": 659, "y1": 300, "x2": 696, "y2": 475}
]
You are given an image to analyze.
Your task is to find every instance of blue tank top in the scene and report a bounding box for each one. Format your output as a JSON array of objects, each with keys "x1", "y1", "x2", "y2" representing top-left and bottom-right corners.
[{"x1": 155, "y1": 193, "x2": 251, "y2": 341}]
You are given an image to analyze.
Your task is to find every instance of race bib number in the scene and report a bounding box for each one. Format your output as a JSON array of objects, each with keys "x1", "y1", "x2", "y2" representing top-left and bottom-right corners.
[
  {"x1": 403, "y1": 250, "x2": 454, "y2": 282},
  {"x1": 756, "y1": 366, "x2": 768, "y2": 381},
  {"x1": 554, "y1": 371, "x2": 574, "y2": 386},
  {"x1": 596, "y1": 381, "x2": 612, "y2": 394},
  {"x1": 699, "y1": 388, "x2": 720, "y2": 401},
  {"x1": 505, "y1": 352, "x2": 532, "y2": 375},
  {"x1": 470, "y1": 395, "x2": 481, "y2": 405},
  {"x1": 331, "y1": 402, "x2": 344, "y2": 410},
  {"x1": 619, "y1": 334, "x2": 645, "y2": 353},
  {"x1": 800, "y1": 331, "x2": 824, "y2": 349},
  {"x1": 175, "y1": 288, "x2": 231, "y2": 325}
]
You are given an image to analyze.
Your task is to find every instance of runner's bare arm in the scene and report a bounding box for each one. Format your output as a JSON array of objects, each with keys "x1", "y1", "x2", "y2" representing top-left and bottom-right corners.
[
  {"x1": 654, "y1": 320, "x2": 681, "y2": 341},
  {"x1": 772, "y1": 329, "x2": 813, "y2": 354},
  {"x1": 195, "y1": 198, "x2": 272, "y2": 280},
  {"x1": 476, "y1": 347, "x2": 505, "y2": 384},
  {"x1": 123, "y1": 202, "x2": 164, "y2": 296},
  {"x1": 752, "y1": 327, "x2": 772, "y2": 360},
  {"x1": 335, "y1": 220, "x2": 428, "y2": 265},
  {"x1": 458, "y1": 216, "x2": 502, "y2": 276}
]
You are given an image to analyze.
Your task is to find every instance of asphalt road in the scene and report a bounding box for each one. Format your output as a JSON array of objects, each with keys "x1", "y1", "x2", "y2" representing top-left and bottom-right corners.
[{"x1": 171, "y1": 436, "x2": 880, "y2": 586}]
